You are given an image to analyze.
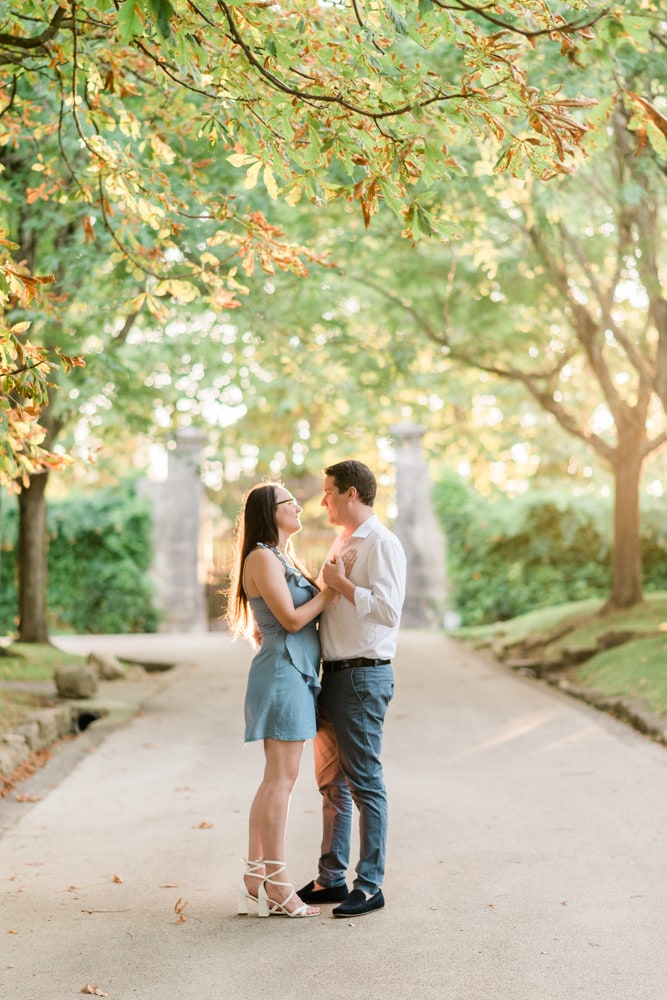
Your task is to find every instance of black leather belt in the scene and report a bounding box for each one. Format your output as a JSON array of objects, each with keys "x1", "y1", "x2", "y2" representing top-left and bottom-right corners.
[{"x1": 322, "y1": 657, "x2": 391, "y2": 673}]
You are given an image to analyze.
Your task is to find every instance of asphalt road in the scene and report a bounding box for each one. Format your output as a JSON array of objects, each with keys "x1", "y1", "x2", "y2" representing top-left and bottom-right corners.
[{"x1": 1, "y1": 630, "x2": 665, "y2": 1000}]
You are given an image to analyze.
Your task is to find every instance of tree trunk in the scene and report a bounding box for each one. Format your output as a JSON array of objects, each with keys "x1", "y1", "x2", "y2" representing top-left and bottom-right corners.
[
  {"x1": 607, "y1": 446, "x2": 643, "y2": 610},
  {"x1": 17, "y1": 471, "x2": 50, "y2": 643}
]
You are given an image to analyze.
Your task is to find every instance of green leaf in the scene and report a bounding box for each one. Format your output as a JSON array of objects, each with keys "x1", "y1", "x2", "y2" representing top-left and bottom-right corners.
[
  {"x1": 383, "y1": 0, "x2": 409, "y2": 36},
  {"x1": 148, "y1": 0, "x2": 176, "y2": 40},
  {"x1": 117, "y1": 1, "x2": 143, "y2": 44}
]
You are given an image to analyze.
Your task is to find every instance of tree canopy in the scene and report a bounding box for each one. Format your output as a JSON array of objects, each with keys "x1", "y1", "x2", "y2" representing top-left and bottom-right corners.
[
  {"x1": 1, "y1": 0, "x2": 651, "y2": 487},
  {"x1": 2, "y1": 0, "x2": 665, "y2": 638}
]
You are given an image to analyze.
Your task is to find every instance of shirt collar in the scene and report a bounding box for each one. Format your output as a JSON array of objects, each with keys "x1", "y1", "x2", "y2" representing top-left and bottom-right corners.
[{"x1": 348, "y1": 513, "x2": 378, "y2": 540}]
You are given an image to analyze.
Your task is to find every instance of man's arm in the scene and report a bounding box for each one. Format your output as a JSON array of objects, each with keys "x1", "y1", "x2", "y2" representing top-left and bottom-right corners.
[{"x1": 324, "y1": 537, "x2": 405, "y2": 628}]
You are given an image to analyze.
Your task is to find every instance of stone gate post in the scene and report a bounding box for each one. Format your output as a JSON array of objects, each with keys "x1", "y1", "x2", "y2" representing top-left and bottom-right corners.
[
  {"x1": 391, "y1": 422, "x2": 447, "y2": 627},
  {"x1": 147, "y1": 427, "x2": 208, "y2": 633}
]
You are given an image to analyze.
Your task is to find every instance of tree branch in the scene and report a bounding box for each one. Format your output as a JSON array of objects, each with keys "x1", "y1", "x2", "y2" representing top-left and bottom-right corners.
[
  {"x1": 526, "y1": 222, "x2": 632, "y2": 426},
  {"x1": 1, "y1": 361, "x2": 50, "y2": 378},
  {"x1": 0, "y1": 5, "x2": 68, "y2": 53},
  {"x1": 359, "y1": 270, "x2": 614, "y2": 458},
  {"x1": 476, "y1": 360, "x2": 616, "y2": 463},
  {"x1": 643, "y1": 429, "x2": 667, "y2": 457},
  {"x1": 432, "y1": 1, "x2": 610, "y2": 40},
  {"x1": 214, "y1": 0, "x2": 469, "y2": 121},
  {"x1": 557, "y1": 220, "x2": 656, "y2": 387}
]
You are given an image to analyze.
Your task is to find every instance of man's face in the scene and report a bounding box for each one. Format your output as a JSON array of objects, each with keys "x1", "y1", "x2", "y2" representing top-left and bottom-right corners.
[{"x1": 321, "y1": 475, "x2": 349, "y2": 526}]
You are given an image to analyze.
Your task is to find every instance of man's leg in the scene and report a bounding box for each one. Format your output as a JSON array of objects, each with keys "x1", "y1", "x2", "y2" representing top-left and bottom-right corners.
[
  {"x1": 312, "y1": 689, "x2": 353, "y2": 888},
  {"x1": 330, "y1": 664, "x2": 394, "y2": 895}
]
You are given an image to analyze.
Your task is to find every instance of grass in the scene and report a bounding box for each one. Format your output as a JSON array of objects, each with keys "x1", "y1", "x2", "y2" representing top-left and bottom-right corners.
[
  {"x1": 454, "y1": 597, "x2": 603, "y2": 649},
  {"x1": 452, "y1": 592, "x2": 667, "y2": 722},
  {"x1": 0, "y1": 689, "x2": 58, "y2": 737},
  {"x1": 0, "y1": 642, "x2": 87, "y2": 738},
  {"x1": 0, "y1": 642, "x2": 85, "y2": 682},
  {"x1": 574, "y1": 635, "x2": 667, "y2": 717}
]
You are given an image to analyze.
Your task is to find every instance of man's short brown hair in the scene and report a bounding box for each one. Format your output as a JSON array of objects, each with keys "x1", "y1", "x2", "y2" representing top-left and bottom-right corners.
[{"x1": 324, "y1": 460, "x2": 377, "y2": 507}]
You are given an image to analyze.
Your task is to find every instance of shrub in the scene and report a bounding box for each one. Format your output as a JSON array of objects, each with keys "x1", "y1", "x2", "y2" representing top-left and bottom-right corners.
[
  {"x1": 432, "y1": 471, "x2": 613, "y2": 626},
  {"x1": 0, "y1": 483, "x2": 158, "y2": 634},
  {"x1": 641, "y1": 497, "x2": 667, "y2": 592}
]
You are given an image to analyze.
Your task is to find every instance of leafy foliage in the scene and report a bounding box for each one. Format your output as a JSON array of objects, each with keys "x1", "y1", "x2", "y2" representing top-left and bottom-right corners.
[
  {"x1": 0, "y1": 484, "x2": 157, "y2": 634},
  {"x1": 0, "y1": 235, "x2": 84, "y2": 490},
  {"x1": 640, "y1": 499, "x2": 667, "y2": 593},
  {"x1": 0, "y1": 1, "x2": 610, "y2": 257},
  {"x1": 434, "y1": 470, "x2": 667, "y2": 626},
  {"x1": 308, "y1": 4, "x2": 667, "y2": 609},
  {"x1": 1, "y1": 0, "x2": 662, "y2": 641},
  {"x1": 433, "y1": 469, "x2": 615, "y2": 625},
  {"x1": 0, "y1": 2, "x2": 661, "y2": 481}
]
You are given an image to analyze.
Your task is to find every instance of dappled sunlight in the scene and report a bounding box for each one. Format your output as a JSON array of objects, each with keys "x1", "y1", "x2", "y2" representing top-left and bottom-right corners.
[
  {"x1": 448, "y1": 709, "x2": 560, "y2": 762},
  {"x1": 531, "y1": 724, "x2": 600, "y2": 756}
]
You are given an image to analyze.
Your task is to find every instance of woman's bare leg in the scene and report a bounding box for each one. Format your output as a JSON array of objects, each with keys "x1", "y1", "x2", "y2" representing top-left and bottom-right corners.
[{"x1": 247, "y1": 738, "x2": 318, "y2": 914}]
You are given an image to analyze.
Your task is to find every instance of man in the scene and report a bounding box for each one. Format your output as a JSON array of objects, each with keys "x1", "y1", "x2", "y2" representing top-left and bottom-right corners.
[{"x1": 298, "y1": 460, "x2": 406, "y2": 917}]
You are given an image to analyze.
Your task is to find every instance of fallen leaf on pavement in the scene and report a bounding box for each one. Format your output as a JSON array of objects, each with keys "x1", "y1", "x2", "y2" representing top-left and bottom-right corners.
[
  {"x1": 0, "y1": 747, "x2": 55, "y2": 798},
  {"x1": 112, "y1": 874, "x2": 123, "y2": 883},
  {"x1": 193, "y1": 821, "x2": 214, "y2": 829},
  {"x1": 175, "y1": 897, "x2": 189, "y2": 923},
  {"x1": 81, "y1": 985, "x2": 107, "y2": 996}
]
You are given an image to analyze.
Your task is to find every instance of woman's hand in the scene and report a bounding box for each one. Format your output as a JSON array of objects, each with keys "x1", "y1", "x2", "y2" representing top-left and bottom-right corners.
[
  {"x1": 322, "y1": 554, "x2": 344, "y2": 591},
  {"x1": 341, "y1": 547, "x2": 357, "y2": 577}
]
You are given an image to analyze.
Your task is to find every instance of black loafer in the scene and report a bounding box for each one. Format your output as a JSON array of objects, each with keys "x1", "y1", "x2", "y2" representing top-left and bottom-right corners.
[
  {"x1": 332, "y1": 888, "x2": 384, "y2": 917},
  {"x1": 297, "y1": 880, "x2": 349, "y2": 904}
]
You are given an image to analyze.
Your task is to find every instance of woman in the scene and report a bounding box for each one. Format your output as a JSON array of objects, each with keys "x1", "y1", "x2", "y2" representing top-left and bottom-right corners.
[{"x1": 227, "y1": 482, "x2": 334, "y2": 918}]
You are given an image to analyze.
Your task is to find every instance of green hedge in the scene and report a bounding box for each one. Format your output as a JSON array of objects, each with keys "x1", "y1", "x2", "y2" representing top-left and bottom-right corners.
[
  {"x1": 0, "y1": 484, "x2": 158, "y2": 634},
  {"x1": 433, "y1": 471, "x2": 667, "y2": 626}
]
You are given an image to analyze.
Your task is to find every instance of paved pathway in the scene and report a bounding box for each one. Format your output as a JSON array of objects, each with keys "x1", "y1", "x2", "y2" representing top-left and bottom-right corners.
[{"x1": 1, "y1": 631, "x2": 665, "y2": 1000}]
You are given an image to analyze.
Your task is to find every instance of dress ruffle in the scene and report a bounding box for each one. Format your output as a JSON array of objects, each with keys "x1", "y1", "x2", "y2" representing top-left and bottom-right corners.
[{"x1": 243, "y1": 548, "x2": 322, "y2": 742}]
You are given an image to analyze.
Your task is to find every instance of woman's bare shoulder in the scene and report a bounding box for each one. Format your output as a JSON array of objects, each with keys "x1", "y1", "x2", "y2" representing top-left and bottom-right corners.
[
  {"x1": 244, "y1": 546, "x2": 284, "y2": 578},
  {"x1": 245, "y1": 545, "x2": 278, "y2": 566}
]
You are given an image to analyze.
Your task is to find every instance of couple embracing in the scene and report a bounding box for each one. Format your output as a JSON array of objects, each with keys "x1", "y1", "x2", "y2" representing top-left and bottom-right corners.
[{"x1": 227, "y1": 460, "x2": 407, "y2": 919}]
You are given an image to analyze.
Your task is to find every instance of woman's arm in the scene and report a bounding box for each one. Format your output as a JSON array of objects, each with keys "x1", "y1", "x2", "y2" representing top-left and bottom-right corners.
[{"x1": 244, "y1": 547, "x2": 334, "y2": 633}]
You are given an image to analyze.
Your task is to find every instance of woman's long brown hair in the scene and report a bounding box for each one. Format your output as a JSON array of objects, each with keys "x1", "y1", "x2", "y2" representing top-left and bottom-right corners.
[
  {"x1": 226, "y1": 483, "x2": 280, "y2": 640},
  {"x1": 226, "y1": 482, "x2": 318, "y2": 640}
]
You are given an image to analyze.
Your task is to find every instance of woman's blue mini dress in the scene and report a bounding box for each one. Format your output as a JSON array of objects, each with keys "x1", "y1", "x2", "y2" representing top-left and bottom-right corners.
[{"x1": 244, "y1": 545, "x2": 321, "y2": 743}]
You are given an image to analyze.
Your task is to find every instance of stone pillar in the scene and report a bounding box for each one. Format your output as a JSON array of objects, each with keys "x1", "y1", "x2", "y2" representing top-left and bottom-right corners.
[
  {"x1": 391, "y1": 422, "x2": 447, "y2": 627},
  {"x1": 147, "y1": 428, "x2": 208, "y2": 633}
]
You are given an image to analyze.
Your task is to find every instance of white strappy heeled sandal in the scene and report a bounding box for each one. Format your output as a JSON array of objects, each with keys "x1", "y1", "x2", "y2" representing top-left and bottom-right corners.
[
  {"x1": 237, "y1": 858, "x2": 265, "y2": 915},
  {"x1": 257, "y1": 861, "x2": 319, "y2": 918}
]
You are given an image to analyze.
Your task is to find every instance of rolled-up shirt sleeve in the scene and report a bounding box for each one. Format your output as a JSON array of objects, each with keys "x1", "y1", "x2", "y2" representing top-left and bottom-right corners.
[{"x1": 353, "y1": 536, "x2": 406, "y2": 627}]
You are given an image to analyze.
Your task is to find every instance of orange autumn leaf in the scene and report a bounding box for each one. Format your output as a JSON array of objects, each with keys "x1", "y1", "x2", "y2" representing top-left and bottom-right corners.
[
  {"x1": 174, "y1": 897, "x2": 189, "y2": 923},
  {"x1": 82, "y1": 215, "x2": 97, "y2": 243},
  {"x1": 627, "y1": 92, "x2": 667, "y2": 141}
]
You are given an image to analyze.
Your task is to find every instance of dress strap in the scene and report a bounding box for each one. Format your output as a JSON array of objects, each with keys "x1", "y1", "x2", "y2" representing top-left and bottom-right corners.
[{"x1": 255, "y1": 542, "x2": 290, "y2": 571}]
